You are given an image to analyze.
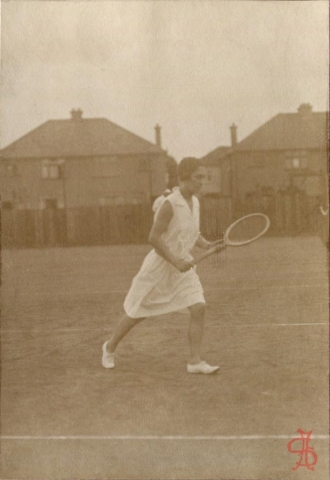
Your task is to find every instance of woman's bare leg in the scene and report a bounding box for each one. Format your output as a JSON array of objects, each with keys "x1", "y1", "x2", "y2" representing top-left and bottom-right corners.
[
  {"x1": 187, "y1": 303, "x2": 205, "y2": 365},
  {"x1": 105, "y1": 314, "x2": 146, "y2": 353}
]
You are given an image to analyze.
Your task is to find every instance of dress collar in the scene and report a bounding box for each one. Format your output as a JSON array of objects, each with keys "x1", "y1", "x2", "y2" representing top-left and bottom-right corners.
[
  {"x1": 171, "y1": 188, "x2": 198, "y2": 215},
  {"x1": 171, "y1": 187, "x2": 190, "y2": 207}
]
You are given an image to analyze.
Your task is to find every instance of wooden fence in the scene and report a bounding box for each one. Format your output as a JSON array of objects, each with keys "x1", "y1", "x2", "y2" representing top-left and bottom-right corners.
[
  {"x1": 1, "y1": 205, "x2": 153, "y2": 249},
  {"x1": 200, "y1": 191, "x2": 327, "y2": 242},
  {"x1": 1, "y1": 191, "x2": 328, "y2": 249}
]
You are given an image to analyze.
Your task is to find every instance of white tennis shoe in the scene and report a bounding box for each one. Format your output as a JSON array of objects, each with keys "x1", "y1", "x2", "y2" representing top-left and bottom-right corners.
[
  {"x1": 187, "y1": 361, "x2": 219, "y2": 374},
  {"x1": 102, "y1": 342, "x2": 115, "y2": 369}
]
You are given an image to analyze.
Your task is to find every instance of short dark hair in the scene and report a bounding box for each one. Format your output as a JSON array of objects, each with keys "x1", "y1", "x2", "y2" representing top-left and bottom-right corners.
[{"x1": 178, "y1": 157, "x2": 200, "y2": 181}]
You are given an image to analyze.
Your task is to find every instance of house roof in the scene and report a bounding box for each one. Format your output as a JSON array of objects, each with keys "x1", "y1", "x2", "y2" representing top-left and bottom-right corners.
[
  {"x1": 1, "y1": 111, "x2": 165, "y2": 158},
  {"x1": 235, "y1": 106, "x2": 328, "y2": 151},
  {"x1": 200, "y1": 146, "x2": 230, "y2": 165}
]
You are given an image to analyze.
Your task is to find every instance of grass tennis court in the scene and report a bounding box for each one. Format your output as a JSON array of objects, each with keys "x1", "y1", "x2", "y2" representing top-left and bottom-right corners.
[{"x1": 1, "y1": 237, "x2": 329, "y2": 479}]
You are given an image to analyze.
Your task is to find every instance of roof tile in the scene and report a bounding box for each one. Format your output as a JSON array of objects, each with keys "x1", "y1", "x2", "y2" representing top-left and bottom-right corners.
[
  {"x1": 235, "y1": 111, "x2": 328, "y2": 151},
  {"x1": 1, "y1": 117, "x2": 164, "y2": 158}
]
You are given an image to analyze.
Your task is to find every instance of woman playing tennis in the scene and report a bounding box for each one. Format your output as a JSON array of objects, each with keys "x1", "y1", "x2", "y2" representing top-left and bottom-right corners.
[{"x1": 102, "y1": 157, "x2": 223, "y2": 374}]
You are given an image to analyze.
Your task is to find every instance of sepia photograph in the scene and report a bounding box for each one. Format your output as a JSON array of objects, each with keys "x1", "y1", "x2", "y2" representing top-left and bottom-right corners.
[{"x1": 1, "y1": 1, "x2": 329, "y2": 479}]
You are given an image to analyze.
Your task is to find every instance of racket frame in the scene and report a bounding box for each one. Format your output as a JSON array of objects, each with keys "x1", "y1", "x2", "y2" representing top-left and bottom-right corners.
[
  {"x1": 224, "y1": 213, "x2": 270, "y2": 246},
  {"x1": 193, "y1": 213, "x2": 270, "y2": 266}
]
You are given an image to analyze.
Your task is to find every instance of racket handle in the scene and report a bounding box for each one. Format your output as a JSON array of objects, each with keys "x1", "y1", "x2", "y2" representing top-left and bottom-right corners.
[{"x1": 193, "y1": 243, "x2": 224, "y2": 266}]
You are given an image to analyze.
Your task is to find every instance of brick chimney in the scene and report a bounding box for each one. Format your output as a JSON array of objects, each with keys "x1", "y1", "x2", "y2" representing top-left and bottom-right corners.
[
  {"x1": 230, "y1": 123, "x2": 238, "y2": 147},
  {"x1": 71, "y1": 108, "x2": 83, "y2": 121},
  {"x1": 155, "y1": 124, "x2": 162, "y2": 148},
  {"x1": 298, "y1": 103, "x2": 312, "y2": 118}
]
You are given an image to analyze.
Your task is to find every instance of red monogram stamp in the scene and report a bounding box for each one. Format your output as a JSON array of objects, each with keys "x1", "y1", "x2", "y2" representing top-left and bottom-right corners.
[{"x1": 287, "y1": 429, "x2": 318, "y2": 471}]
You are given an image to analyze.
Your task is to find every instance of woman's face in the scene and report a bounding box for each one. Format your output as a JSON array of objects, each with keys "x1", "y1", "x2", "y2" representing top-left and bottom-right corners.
[{"x1": 186, "y1": 166, "x2": 206, "y2": 194}]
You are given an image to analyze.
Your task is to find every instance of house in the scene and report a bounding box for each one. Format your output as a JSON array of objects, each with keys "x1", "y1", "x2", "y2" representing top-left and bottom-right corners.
[
  {"x1": 199, "y1": 124, "x2": 237, "y2": 197},
  {"x1": 230, "y1": 104, "x2": 329, "y2": 204},
  {"x1": 200, "y1": 145, "x2": 231, "y2": 197},
  {"x1": 0, "y1": 109, "x2": 169, "y2": 211},
  {"x1": 200, "y1": 104, "x2": 328, "y2": 205},
  {"x1": 198, "y1": 105, "x2": 328, "y2": 239}
]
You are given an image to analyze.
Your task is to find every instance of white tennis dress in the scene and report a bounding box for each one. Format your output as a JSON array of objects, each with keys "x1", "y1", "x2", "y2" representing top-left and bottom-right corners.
[{"x1": 124, "y1": 188, "x2": 205, "y2": 318}]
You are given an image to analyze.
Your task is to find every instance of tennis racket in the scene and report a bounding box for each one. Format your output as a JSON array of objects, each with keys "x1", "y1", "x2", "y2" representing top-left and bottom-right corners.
[
  {"x1": 194, "y1": 213, "x2": 270, "y2": 265},
  {"x1": 320, "y1": 205, "x2": 329, "y2": 216}
]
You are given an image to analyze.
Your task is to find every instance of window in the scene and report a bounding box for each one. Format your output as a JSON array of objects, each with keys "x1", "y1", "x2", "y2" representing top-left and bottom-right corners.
[
  {"x1": 94, "y1": 158, "x2": 120, "y2": 177},
  {"x1": 2, "y1": 201, "x2": 13, "y2": 210},
  {"x1": 41, "y1": 161, "x2": 62, "y2": 179},
  {"x1": 292, "y1": 158, "x2": 300, "y2": 169},
  {"x1": 249, "y1": 154, "x2": 265, "y2": 168},
  {"x1": 285, "y1": 157, "x2": 308, "y2": 170},
  {"x1": 100, "y1": 196, "x2": 117, "y2": 206},
  {"x1": 261, "y1": 186, "x2": 274, "y2": 196},
  {"x1": 284, "y1": 151, "x2": 308, "y2": 169},
  {"x1": 207, "y1": 170, "x2": 213, "y2": 181},
  {"x1": 139, "y1": 159, "x2": 149, "y2": 171},
  {"x1": 43, "y1": 199, "x2": 58, "y2": 209},
  {"x1": 7, "y1": 164, "x2": 19, "y2": 176},
  {"x1": 100, "y1": 195, "x2": 141, "y2": 206}
]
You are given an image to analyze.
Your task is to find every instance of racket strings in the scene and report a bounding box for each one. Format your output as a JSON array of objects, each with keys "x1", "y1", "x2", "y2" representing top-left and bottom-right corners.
[
  {"x1": 215, "y1": 246, "x2": 227, "y2": 268},
  {"x1": 214, "y1": 229, "x2": 227, "y2": 268},
  {"x1": 226, "y1": 215, "x2": 269, "y2": 245}
]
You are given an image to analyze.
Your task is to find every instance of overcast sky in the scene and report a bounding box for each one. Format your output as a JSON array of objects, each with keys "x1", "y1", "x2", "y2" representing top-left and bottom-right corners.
[{"x1": 1, "y1": 1, "x2": 329, "y2": 160}]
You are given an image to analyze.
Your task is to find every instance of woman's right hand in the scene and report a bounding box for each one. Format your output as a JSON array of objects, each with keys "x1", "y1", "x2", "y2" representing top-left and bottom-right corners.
[{"x1": 173, "y1": 259, "x2": 194, "y2": 273}]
